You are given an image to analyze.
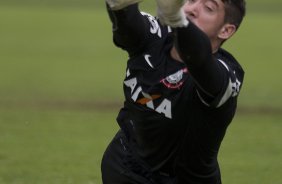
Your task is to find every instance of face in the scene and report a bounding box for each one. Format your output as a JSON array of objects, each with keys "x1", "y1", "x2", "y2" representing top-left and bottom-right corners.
[{"x1": 182, "y1": 0, "x2": 227, "y2": 42}]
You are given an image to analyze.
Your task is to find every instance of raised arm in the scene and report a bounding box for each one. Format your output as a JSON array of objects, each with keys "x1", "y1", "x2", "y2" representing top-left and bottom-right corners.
[
  {"x1": 106, "y1": 0, "x2": 151, "y2": 56},
  {"x1": 174, "y1": 23, "x2": 226, "y2": 100}
]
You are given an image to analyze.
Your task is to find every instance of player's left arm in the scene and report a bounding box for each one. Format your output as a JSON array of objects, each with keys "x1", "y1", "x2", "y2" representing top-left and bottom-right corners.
[
  {"x1": 155, "y1": 0, "x2": 243, "y2": 107},
  {"x1": 175, "y1": 24, "x2": 244, "y2": 107}
]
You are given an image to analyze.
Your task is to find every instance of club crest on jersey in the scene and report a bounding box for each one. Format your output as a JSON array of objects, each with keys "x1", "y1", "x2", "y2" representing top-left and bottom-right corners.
[{"x1": 161, "y1": 68, "x2": 188, "y2": 89}]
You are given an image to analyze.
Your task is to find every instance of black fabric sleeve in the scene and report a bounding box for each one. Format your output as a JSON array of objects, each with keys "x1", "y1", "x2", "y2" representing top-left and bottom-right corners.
[
  {"x1": 106, "y1": 3, "x2": 150, "y2": 56},
  {"x1": 174, "y1": 22, "x2": 228, "y2": 99}
]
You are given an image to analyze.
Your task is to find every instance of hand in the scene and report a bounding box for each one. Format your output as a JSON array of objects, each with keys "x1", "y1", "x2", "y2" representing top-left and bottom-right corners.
[
  {"x1": 106, "y1": 0, "x2": 142, "y2": 10},
  {"x1": 155, "y1": 0, "x2": 189, "y2": 27}
]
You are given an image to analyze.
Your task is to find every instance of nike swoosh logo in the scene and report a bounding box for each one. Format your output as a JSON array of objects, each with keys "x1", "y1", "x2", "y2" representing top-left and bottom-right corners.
[{"x1": 144, "y1": 54, "x2": 154, "y2": 68}]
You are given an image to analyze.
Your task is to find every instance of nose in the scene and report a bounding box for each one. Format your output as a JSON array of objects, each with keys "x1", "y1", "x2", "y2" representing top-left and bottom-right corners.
[{"x1": 183, "y1": 1, "x2": 199, "y2": 20}]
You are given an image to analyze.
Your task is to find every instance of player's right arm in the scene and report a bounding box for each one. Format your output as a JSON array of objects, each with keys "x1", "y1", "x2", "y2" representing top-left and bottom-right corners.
[{"x1": 106, "y1": 1, "x2": 152, "y2": 56}]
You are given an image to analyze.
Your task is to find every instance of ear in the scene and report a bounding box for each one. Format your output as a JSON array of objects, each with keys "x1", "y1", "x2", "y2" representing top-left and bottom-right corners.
[{"x1": 218, "y1": 23, "x2": 237, "y2": 40}]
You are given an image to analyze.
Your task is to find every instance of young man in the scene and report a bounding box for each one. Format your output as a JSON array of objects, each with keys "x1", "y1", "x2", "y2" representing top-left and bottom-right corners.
[{"x1": 101, "y1": 0, "x2": 246, "y2": 183}]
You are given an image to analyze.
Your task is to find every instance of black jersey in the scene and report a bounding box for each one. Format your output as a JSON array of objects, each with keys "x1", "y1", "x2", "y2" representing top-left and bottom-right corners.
[{"x1": 108, "y1": 5, "x2": 244, "y2": 184}]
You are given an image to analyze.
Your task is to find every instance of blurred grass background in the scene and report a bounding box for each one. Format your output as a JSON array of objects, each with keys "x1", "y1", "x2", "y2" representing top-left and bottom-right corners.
[{"x1": 0, "y1": 0, "x2": 281, "y2": 184}]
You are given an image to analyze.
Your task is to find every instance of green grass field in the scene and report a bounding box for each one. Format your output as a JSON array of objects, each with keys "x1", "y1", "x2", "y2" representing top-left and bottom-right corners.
[{"x1": 0, "y1": 1, "x2": 282, "y2": 184}]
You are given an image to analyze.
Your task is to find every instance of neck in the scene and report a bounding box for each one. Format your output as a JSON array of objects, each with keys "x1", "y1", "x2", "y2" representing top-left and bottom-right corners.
[{"x1": 211, "y1": 40, "x2": 221, "y2": 53}]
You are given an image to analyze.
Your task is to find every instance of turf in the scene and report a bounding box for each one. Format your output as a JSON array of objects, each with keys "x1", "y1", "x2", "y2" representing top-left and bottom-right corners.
[
  {"x1": 0, "y1": 6, "x2": 126, "y2": 103},
  {"x1": 220, "y1": 113, "x2": 282, "y2": 184},
  {"x1": 0, "y1": 2, "x2": 281, "y2": 184},
  {"x1": 0, "y1": 109, "x2": 118, "y2": 184}
]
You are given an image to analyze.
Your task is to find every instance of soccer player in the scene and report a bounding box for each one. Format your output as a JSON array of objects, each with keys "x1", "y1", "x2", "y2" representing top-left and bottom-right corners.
[{"x1": 101, "y1": 0, "x2": 246, "y2": 183}]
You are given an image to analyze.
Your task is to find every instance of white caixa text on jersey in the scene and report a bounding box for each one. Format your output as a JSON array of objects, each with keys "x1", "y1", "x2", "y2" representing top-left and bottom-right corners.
[{"x1": 124, "y1": 69, "x2": 172, "y2": 119}]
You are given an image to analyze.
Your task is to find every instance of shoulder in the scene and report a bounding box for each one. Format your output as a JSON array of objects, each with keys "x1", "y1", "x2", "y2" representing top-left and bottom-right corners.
[
  {"x1": 216, "y1": 48, "x2": 245, "y2": 81},
  {"x1": 204, "y1": 48, "x2": 245, "y2": 108}
]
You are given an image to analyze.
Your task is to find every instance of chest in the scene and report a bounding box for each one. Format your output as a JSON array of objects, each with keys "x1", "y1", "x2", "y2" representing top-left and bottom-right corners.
[{"x1": 123, "y1": 47, "x2": 195, "y2": 119}]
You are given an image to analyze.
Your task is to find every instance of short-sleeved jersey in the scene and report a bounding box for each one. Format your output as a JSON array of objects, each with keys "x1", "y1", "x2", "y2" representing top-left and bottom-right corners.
[{"x1": 114, "y1": 12, "x2": 244, "y2": 183}]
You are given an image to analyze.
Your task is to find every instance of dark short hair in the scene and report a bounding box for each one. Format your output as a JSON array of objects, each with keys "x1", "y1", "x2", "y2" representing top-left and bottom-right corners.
[{"x1": 222, "y1": 0, "x2": 246, "y2": 29}]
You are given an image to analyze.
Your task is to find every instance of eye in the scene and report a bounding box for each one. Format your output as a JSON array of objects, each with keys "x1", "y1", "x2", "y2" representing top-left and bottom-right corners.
[
  {"x1": 204, "y1": 1, "x2": 217, "y2": 12},
  {"x1": 205, "y1": 5, "x2": 214, "y2": 12}
]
